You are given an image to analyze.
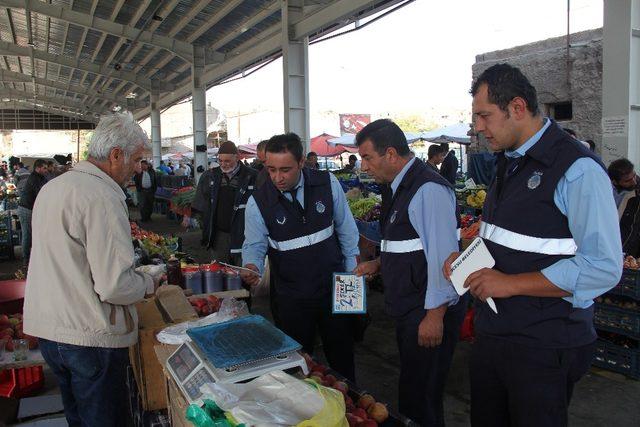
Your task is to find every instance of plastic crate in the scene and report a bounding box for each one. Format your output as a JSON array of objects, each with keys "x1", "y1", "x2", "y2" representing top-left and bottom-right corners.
[
  {"x1": 594, "y1": 303, "x2": 640, "y2": 339},
  {"x1": 0, "y1": 366, "x2": 45, "y2": 398},
  {"x1": 608, "y1": 269, "x2": 640, "y2": 300},
  {"x1": 593, "y1": 338, "x2": 640, "y2": 379}
]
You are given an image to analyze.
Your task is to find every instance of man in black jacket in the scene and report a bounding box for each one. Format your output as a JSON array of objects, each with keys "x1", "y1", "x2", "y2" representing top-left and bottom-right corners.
[
  {"x1": 18, "y1": 159, "x2": 48, "y2": 266},
  {"x1": 133, "y1": 160, "x2": 157, "y2": 222},
  {"x1": 192, "y1": 141, "x2": 257, "y2": 265},
  {"x1": 439, "y1": 143, "x2": 459, "y2": 185}
]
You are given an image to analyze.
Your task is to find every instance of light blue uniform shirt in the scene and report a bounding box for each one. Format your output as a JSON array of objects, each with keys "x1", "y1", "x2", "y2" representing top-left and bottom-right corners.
[
  {"x1": 504, "y1": 118, "x2": 623, "y2": 308},
  {"x1": 390, "y1": 157, "x2": 460, "y2": 310},
  {"x1": 242, "y1": 171, "x2": 360, "y2": 275}
]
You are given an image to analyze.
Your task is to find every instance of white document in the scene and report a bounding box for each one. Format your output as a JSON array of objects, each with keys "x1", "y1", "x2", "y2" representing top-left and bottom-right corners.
[{"x1": 449, "y1": 237, "x2": 498, "y2": 314}]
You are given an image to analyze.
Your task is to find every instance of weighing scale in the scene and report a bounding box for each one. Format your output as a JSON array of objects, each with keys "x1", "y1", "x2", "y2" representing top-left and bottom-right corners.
[{"x1": 166, "y1": 315, "x2": 309, "y2": 405}]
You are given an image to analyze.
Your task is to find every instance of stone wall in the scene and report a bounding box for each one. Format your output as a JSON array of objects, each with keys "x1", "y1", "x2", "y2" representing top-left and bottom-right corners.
[{"x1": 472, "y1": 28, "x2": 603, "y2": 152}]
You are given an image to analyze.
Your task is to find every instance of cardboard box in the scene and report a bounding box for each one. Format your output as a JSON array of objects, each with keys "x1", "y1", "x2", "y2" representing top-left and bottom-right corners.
[{"x1": 129, "y1": 285, "x2": 197, "y2": 411}]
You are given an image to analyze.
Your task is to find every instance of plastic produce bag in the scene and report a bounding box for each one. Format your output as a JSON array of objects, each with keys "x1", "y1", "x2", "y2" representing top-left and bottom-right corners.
[
  {"x1": 199, "y1": 370, "x2": 346, "y2": 427},
  {"x1": 156, "y1": 298, "x2": 249, "y2": 344},
  {"x1": 186, "y1": 399, "x2": 239, "y2": 427}
]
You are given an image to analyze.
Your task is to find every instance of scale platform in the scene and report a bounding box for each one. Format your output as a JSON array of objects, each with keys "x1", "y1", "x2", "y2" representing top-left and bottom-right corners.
[{"x1": 166, "y1": 315, "x2": 309, "y2": 405}]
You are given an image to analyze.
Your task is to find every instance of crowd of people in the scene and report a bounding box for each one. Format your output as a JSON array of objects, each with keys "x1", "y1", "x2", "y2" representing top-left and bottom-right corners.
[{"x1": 2, "y1": 62, "x2": 629, "y2": 427}]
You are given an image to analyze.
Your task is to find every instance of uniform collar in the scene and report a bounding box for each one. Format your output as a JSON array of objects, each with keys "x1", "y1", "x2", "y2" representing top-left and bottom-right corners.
[
  {"x1": 282, "y1": 171, "x2": 304, "y2": 194},
  {"x1": 504, "y1": 117, "x2": 551, "y2": 159},
  {"x1": 391, "y1": 157, "x2": 416, "y2": 196},
  {"x1": 72, "y1": 161, "x2": 126, "y2": 200}
]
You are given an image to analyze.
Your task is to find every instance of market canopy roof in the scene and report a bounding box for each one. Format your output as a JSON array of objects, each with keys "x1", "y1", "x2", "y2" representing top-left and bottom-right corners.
[
  {"x1": 327, "y1": 131, "x2": 424, "y2": 148},
  {"x1": 310, "y1": 133, "x2": 357, "y2": 156},
  {"x1": 0, "y1": 0, "x2": 405, "y2": 128},
  {"x1": 421, "y1": 123, "x2": 472, "y2": 145}
]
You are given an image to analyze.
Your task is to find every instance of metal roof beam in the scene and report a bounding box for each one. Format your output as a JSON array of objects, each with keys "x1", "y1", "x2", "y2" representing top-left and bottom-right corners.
[
  {"x1": 0, "y1": 68, "x2": 147, "y2": 108},
  {"x1": 0, "y1": 88, "x2": 104, "y2": 113},
  {"x1": 208, "y1": 1, "x2": 280, "y2": 51},
  {"x1": 1, "y1": 0, "x2": 193, "y2": 61},
  {"x1": 0, "y1": 101, "x2": 97, "y2": 122},
  {"x1": 0, "y1": 40, "x2": 170, "y2": 91},
  {"x1": 293, "y1": 0, "x2": 404, "y2": 39},
  {"x1": 186, "y1": 0, "x2": 243, "y2": 43}
]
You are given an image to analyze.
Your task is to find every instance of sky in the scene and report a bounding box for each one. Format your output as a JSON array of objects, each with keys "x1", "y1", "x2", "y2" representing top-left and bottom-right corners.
[{"x1": 206, "y1": 0, "x2": 603, "y2": 115}]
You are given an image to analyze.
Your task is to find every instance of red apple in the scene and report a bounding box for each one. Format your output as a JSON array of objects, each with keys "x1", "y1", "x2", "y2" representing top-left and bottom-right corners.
[
  {"x1": 333, "y1": 381, "x2": 349, "y2": 396},
  {"x1": 324, "y1": 374, "x2": 337, "y2": 386},
  {"x1": 357, "y1": 394, "x2": 375, "y2": 410},
  {"x1": 367, "y1": 402, "x2": 389, "y2": 423},
  {"x1": 352, "y1": 408, "x2": 368, "y2": 420},
  {"x1": 26, "y1": 335, "x2": 38, "y2": 350},
  {"x1": 314, "y1": 364, "x2": 328, "y2": 374},
  {"x1": 1, "y1": 328, "x2": 13, "y2": 338},
  {"x1": 4, "y1": 337, "x2": 14, "y2": 351},
  {"x1": 346, "y1": 413, "x2": 363, "y2": 427}
]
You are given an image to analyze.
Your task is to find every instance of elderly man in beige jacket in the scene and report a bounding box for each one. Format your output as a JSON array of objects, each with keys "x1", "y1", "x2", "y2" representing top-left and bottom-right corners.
[{"x1": 23, "y1": 112, "x2": 154, "y2": 427}]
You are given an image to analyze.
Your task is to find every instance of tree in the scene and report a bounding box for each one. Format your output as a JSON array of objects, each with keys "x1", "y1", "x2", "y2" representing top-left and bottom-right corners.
[{"x1": 392, "y1": 114, "x2": 437, "y2": 133}]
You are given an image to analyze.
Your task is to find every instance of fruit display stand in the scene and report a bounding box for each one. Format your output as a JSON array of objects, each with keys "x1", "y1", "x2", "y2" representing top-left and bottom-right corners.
[
  {"x1": 1, "y1": 280, "x2": 45, "y2": 399},
  {"x1": 593, "y1": 261, "x2": 640, "y2": 379},
  {"x1": 154, "y1": 339, "x2": 418, "y2": 427}
]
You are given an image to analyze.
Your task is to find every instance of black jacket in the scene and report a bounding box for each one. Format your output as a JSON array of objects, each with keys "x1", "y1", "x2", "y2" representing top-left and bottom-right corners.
[
  {"x1": 18, "y1": 171, "x2": 47, "y2": 210},
  {"x1": 133, "y1": 169, "x2": 158, "y2": 193},
  {"x1": 192, "y1": 163, "x2": 258, "y2": 250},
  {"x1": 440, "y1": 150, "x2": 459, "y2": 185}
]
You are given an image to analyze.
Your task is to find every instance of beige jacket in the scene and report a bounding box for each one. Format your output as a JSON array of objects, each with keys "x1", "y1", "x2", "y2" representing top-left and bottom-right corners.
[{"x1": 23, "y1": 161, "x2": 151, "y2": 348}]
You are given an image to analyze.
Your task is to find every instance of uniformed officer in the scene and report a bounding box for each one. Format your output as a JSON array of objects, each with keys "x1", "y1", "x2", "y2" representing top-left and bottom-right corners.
[
  {"x1": 443, "y1": 63, "x2": 622, "y2": 426},
  {"x1": 353, "y1": 119, "x2": 467, "y2": 426},
  {"x1": 241, "y1": 133, "x2": 360, "y2": 380}
]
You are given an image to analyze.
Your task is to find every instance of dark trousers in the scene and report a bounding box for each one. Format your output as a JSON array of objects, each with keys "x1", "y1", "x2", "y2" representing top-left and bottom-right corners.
[
  {"x1": 396, "y1": 296, "x2": 467, "y2": 427},
  {"x1": 276, "y1": 294, "x2": 355, "y2": 381},
  {"x1": 470, "y1": 336, "x2": 596, "y2": 427},
  {"x1": 39, "y1": 338, "x2": 130, "y2": 427},
  {"x1": 137, "y1": 189, "x2": 155, "y2": 221}
]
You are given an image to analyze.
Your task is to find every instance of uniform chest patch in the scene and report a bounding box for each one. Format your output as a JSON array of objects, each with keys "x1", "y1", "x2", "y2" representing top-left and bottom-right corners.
[
  {"x1": 527, "y1": 171, "x2": 543, "y2": 190},
  {"x1": 390, "y1": 210, "x2": 398, "y2": 223},
  {"x1": 316, "y1": 200, "x2": 326, "y2": 213},
  {"x1": 276, "y1": 215, "x2": 287, "y2": 225}
]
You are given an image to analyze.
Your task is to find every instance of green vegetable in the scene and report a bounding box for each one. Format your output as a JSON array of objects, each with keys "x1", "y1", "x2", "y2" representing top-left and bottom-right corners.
[{"x1": 348, "y1": 197, "x2": 379, "y2": 219}]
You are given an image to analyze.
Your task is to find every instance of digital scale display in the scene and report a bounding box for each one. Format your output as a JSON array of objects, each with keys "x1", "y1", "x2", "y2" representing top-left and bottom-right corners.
[
  {"x1": 168, "y1": 344, "x2": 200, "y2": 382},
  {"x1": 183, "y1": 367, "x2": 215, "y2": 401}
]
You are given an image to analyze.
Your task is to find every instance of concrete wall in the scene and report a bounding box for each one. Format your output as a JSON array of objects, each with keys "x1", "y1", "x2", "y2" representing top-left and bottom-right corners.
[{"x1": 472, "y1": 28, "x2": 603, "y2": 152}]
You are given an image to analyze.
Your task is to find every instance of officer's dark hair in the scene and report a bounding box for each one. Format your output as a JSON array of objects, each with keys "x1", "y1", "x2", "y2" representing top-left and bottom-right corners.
[
  {"x1": 563, "y1": 127, "x2": 577, "y2": 138},
  {"x1": 266, "y1": 133, "x2": 304, "y2": 162},
  {"x1": 470, "y1": 63, "x2": 540, "y2": 115},
  {"x1": 140, "y1": 159, "x2": 148, "y2": 165},
  {"x1": 428, "y1": 144, "x2": 443, "y2": 159},
  {"x1": 307, "y1": 151, "x2": 318, "y2": 159},
  {"x1": 348, "y1": 154, "x2": 357, "y2": 162},
  {"x1": 355, "y1": 119, "x2": 410, "y2": 157},
  {"x1": 608, "y1": 158, "x2": 634, "y2": 182},
  {"x1": 33, "y1": 159, "x2": 47, "y2": 169}
]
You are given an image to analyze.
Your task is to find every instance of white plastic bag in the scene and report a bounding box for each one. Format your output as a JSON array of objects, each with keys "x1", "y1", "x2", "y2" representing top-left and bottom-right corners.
[
  {"x1": 155, "y1": 298, "x2": 249, "y2": 344},
  {"x1": 199, "y1": 371, "x2": 324, "y2": 426}
]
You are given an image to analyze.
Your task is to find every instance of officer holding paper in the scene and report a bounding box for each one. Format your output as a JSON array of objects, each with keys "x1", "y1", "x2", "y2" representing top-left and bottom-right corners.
[
  {"x1": 353, "y1": 119, "x2": 467, "y2": 426},
  {"x1": 443, "y1": 63, "x2": 622, "y2": 426},
  {"x1": 241, "y1": 133, "x2": 360, "y2": 381}
]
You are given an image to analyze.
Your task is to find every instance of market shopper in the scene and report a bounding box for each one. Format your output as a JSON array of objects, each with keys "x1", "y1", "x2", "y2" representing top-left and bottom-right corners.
[
  {"x1": 17, "y1": 159, "x2": 48, "y2": 268},
  {"x1": 352, "y1": 119, "x2": 466, "y2": 426},
  {"x1": 44, "y1": 160, "x2": 57, "y2": 181},
  {"x1": 426, "y1": 144, "x2": 445, "y2": 172},
  {"x1": 192, "y1": 141, "x2": 257, "y2": 266},
  {"x1": 23, "y1": 112, "x2": 154, "y2": 427},
  {"x1": 439, "y1": 143, "x2": 458, "y2": 185},
  {"x1": 254, "y1": 140, "x2": 270, "y2": 188},
  {"x1": 305, "y1": 151, "x2": 320, "y2": 169},
  {"x1": 133, "y1": 159, "x2": 157, "y2": 222},
  {"x1": 443, "y1": 63, "x2": 622, "y2": 427},
  {"x1": 241, "y1": 133, "x2": 360, "y2": 381},
  {"x1": 608, "y1": 158, "x2": 639, "y2": 208}
]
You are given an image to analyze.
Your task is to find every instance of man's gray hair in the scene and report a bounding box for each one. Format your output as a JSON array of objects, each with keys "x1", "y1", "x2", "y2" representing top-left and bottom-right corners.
[{"x1": 87, "y1": 111, "x2": 150, "y2": 161}]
